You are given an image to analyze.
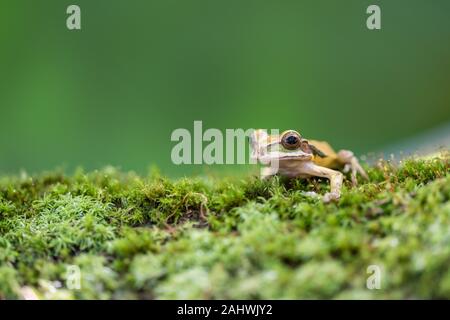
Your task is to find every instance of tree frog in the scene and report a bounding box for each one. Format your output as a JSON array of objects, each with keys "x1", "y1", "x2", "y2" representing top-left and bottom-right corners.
[{"x1": 250, "y1": 129, "x2": 368, "y2": 202}]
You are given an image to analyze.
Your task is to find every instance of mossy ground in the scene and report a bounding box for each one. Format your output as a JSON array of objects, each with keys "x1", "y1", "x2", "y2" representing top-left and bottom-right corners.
[{"x1": 0, "y1": 154, "x2": 449, "y2": 299}]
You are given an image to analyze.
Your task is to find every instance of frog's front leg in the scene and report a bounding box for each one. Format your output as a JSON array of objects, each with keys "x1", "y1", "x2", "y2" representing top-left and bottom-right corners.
[
  {"x1": 301, "y1": 162, "x2": 344, "y2": 203},
  {"x1": 260, "y1": 166, "x2": 278, "y2": 179},
  {"x1": 337, "y1": 150, "x2": 368, "y2": 186}
]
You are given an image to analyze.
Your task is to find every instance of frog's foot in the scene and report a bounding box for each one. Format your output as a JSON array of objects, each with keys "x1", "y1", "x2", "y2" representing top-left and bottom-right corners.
[
  {"x1": 323, "y1": 191, "x2": 340, "y2": 203},
  {"x1": 337, "y1": 150, "x2": 369, "y2": 186},
  {"x1": 301, "y1": 191, "x2": 320, "y2": 199},
  {"x1": 259, "y1": 166, "x2": 277, "y2": 180},
  {"x1": 299, "y1": 163, "x2": 343, "y2": 203}
]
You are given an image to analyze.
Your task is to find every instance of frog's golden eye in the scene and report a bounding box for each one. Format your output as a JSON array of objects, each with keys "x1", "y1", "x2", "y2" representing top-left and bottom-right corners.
[{"x1": 281, "y1": 130, "x2": 302, "y2": 150}]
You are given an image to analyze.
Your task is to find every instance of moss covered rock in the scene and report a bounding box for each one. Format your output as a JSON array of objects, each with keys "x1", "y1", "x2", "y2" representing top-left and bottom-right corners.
[{"x1": 0, "y1": 154, "x2": 449, "y2": 299}]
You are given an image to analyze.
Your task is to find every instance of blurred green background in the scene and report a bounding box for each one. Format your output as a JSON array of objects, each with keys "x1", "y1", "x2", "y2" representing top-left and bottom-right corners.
[{"x1": 1, "y1": 0, "x2": 449, "y2": 176}]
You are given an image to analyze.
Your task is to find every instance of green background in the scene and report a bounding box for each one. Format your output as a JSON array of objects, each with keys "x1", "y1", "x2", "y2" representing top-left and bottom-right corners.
[{"x1": 1, "y1": 0, "x2": 449, "y2": 176}]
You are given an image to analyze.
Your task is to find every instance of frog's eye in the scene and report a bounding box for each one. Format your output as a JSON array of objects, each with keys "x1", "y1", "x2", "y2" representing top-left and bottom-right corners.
[{"x1": 281, "y1": 131, "x2": 302, "y2": 150}]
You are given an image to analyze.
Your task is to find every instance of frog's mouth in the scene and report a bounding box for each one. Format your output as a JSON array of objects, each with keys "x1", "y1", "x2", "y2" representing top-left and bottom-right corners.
[
  {"x1": 272, "y1": 151, "x2": 311, "y2": 160},
  {"x1": 258, "y1": 151, "x2": 312, "y2": 164}
]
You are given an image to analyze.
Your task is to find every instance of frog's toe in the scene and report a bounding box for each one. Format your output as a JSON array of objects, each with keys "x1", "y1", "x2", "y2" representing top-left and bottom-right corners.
[
  {"x1": 351, "y1": 158, "x2": 369, "y2": 181},
  {"x1": 338, "y1": 151, "x2": 369, "y2": 185},
  {"x1": 343, "y1": 163, "x2": 351, "y2": 174},
  {"x1": 323, "y1": 191, "x2": 340, "y2": 203},
  {"x1": 301, "y1": 191, "x2": 320, "y2": 199}
]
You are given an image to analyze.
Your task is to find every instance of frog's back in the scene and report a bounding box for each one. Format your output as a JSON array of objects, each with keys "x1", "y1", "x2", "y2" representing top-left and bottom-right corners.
[{"x1": 309, "y1": 140, "x2": 340, "y2": 169}]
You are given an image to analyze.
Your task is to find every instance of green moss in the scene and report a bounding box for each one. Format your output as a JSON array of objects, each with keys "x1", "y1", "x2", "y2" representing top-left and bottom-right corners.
[{"x1": 0, "y1": 154, "x2": 449, "y2": 299}]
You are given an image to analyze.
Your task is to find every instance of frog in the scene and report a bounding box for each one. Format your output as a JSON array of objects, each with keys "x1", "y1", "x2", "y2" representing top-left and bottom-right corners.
[{"x1": 250, "y1": 129, "x2": 368, "y2": 202}]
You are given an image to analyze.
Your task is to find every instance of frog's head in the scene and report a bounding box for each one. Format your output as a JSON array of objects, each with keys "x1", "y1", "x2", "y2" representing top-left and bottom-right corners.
[{"x1": 250, "y1": 129, "x2": 314, "y2": 165}]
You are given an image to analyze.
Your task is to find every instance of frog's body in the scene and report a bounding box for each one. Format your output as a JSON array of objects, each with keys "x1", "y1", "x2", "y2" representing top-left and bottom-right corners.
[
  {"x1": 309, "y1": 140, "x2": 343, "y2": 168},
  {"x1": 250, "y1": 130, "x2": 368, "y2": 202}
]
